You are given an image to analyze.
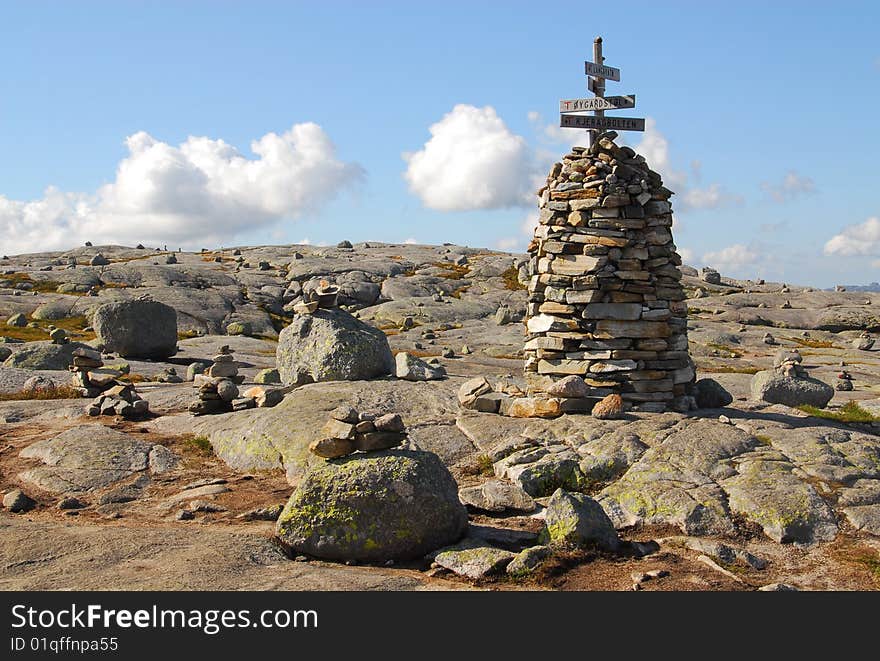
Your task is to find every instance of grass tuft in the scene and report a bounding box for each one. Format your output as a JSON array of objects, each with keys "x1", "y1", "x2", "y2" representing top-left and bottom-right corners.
[
  {"x1": 431, "y1": 262, "x2": 469, "y2": 280},
  {"x1": 185, "y1": 435, "x2": 214, "y2": 456},
  {"x1": 698, "y1": 365, "x2": 760, "y2": 375},
  {"x1": 0, "y1": 384, "x2": 81, "y2": 401},
  {"x1": 501, "y1": 265, "x2": 526, "y2": 291},
  {"x1": 797, "y1": 401, "x2": 880, "y2": 424},
  {"x1": 783, "y1": 336, "x2": 836, "y2": 349}
]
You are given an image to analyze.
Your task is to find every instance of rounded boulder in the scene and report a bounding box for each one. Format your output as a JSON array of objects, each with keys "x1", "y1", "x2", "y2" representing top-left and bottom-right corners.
[
  {"x1": 93, "y1": 300, "x2": 177, "y2": 359},
  {"x1": 275, "y1": 450, "x2": 468, "y2": 562},
  {"x1": 276, "y1": 308, "x2": 393, "y2": 386}
]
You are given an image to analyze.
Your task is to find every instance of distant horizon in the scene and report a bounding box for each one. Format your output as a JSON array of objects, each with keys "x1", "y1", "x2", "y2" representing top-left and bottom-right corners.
[
  {"x1": 6, "y1": 239, "x2": 875, "y2": 291},
  {"x1": 1, "y1": 1, "x2": 878, "y2": 289}
]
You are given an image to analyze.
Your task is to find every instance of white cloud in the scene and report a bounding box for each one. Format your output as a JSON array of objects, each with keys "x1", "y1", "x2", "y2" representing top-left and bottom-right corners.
[
  {"x1": 678, "y1": 247, "x2": 695, "y2": 265},
  {"x1": 527, "y1": 110, "x2": 584, "y2": 149},
  {"x1": 633, "y1": 119, "x2": 741, "y2": 211},
  {"x1": 824, "y1": 217, "x2": 880, "y2": 256},
  {"x1": 495, "y1": 211, "x2": 539, "y2": 253},
  {"x1": 702, "y1": 243, "x2": 760, "y2": 271},
  {"x1": 495, "y1": 237, "x2": 520, "y2": 250},
  {"x1": 521, "y1": 210, "x2": 539, "y2": 236},
  {"x1": 403, "y1": 104, "x2": 534, "y2": 211},
  {"x1": 403, "y1": 237, "x2": 418, "y2": 245},
  {"x1": 0, "y1": 123, "x2": 363, "y2": 255},
  {"x1": 760, "y1": 171, "x2": 815, "y2": 202}
]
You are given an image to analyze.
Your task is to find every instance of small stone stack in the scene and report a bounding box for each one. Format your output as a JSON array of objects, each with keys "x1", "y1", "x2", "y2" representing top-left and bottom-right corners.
[
  {"x1": 69, "y1": 347, "x2": 149, "y2": 417},
  {"x1": 523, "y1": 131, "x2": 695, "y2": 413},
  {"x1": 86, "y1": 383, "x2": 149, "y2": 418},
  {"x1": 69, "y1": 347, "x2": 106, "y2": 396},
  {"x1": 189, "y1": 345, "x2": 244, "y2": 415},
  {"x1": 292, "y1": 280, "x2": 339, "y2": 315},
  {"x1": 309, "y1": 406, "x2": 408, "y2": 459}
]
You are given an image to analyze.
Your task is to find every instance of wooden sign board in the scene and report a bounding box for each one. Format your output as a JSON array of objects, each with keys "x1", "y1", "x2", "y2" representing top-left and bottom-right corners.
[
  {"x1": 560, "y1": 95, "x2": 636, "y2": 112},
  {"x1": 560, "y1": 115, "x2": 645, "y2": 131},
  {"x1": 584, "y1": 61, "x2": 620, "y2": 81}
]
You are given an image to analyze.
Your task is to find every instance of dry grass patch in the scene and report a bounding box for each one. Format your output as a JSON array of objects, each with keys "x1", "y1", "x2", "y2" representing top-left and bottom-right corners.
[
  {"x1": 698, "y1": 364, "x2": 761, "y2": 375},
  {"x1": 501, "y1": 265, "x2": 526, "y2": 291},
  {"x1": 783, "y1": 336, "x2": 836, "y2": 349},
  {"x1": 797, "y1": 401, "x2": 880, "y2": 424},
  {"x1": 0, "y1": 384, "x2": 82, "y2": 401},
  {"x1": 432, "y1": 262, "x2": 469, "y2": 280}
]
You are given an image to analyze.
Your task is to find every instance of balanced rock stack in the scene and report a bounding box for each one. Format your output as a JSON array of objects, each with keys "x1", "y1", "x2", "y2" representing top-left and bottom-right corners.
[
  {"x1": 70, "y1": 347, "x2": 150, "y2": 417},
  {"x1": 293, "y1": 280, "x2": 339, "y2": 315},
  {"x1": 69, "y1": 346, "x2": 107, "y2": 397},
  {"x1": 750, "y1": 349, "x2": 834, "y2": 408},
  {"x1": 86, "y1": 382, "x2": 149, "y2": 418},
  {"x1": 522, "y1": 131, "x2": 695, "y2": 413},
  {"x1": 309, "y1": 406, "x2": 408, "y2": 459},
  {"x1": 189, "y1": 345, "x2": 244, "y2": 415}
]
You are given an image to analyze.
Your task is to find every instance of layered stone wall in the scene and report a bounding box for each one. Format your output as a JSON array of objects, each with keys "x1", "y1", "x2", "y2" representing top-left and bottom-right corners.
[{"x1": 524, "y1": 130, "x2": 695, "y2": 412}]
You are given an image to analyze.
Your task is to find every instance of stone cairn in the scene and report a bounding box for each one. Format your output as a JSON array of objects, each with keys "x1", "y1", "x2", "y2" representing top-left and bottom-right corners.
[
  {"x1": 189, "y1": 345, "x2": 244, "y2": 415},
  {"x1": 458, "y1": 131, "x2": 695, "y2": 417},
  {"x1": 71, "y1": 347, "x2": 150, "y2": 418},
  {"x1": 309, "y1": 406, "x2": 408, "y2": 459},
  {"x1": 293, "y1": 279, "x2": 339, "y2": 315}
]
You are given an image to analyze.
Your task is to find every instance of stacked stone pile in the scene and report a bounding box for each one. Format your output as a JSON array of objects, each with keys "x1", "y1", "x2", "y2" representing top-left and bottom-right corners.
[
  {"x1": 189, "y1": 345, "x2": 244, "y2": 416},
  {"x1": 309, "y1": 406, "x2": 408, "y2": 459},
  {"x1": 750, "y1": 349, "x2": 834, "y2": 408},
  {"x1": 69, "y1": 346, "x2": 107, "y2": 397},
  {"x1": 86, "y1": 382, "x2": 149, "y2": 418},
  {"x1": 68, "y1": 346, "x2": 145, "y2": 416},
  {"x1": 292, "y1": 280, "x2": 338, "y2": 315},
  {"x1": 521, "y1": 131, "x2": 695, "y2": 413},
  {"x1": 68, "y1": 347, "x2": 149, "y2": 417}
]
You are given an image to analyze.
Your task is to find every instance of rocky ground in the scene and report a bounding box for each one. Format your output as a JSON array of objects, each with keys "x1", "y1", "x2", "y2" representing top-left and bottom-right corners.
[{"x1": 2, "y1": 242, "x2": 880, "y2": 591}]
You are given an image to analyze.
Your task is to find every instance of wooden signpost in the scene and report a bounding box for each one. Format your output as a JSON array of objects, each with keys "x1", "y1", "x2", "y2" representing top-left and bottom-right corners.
[
  {"x1": 559, "y1": 95, "x2": 635, "y2": 112},
  {"x1": 561, "y1": 36, "x2": 645, "y2": 144}
]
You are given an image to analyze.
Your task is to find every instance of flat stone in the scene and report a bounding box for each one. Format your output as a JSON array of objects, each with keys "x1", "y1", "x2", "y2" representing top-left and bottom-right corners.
[
  {"x1": 458, "y1": 480, "x2": 536, "y2": 513},
  {"x1": 433, "y1": 541, "x2": 515, "y2": 579}
]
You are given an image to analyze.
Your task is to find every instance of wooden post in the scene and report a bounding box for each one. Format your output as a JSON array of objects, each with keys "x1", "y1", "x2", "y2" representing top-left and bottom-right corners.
[{"x1": 589, "y1": 36, "x2": 605, "y2": 146}]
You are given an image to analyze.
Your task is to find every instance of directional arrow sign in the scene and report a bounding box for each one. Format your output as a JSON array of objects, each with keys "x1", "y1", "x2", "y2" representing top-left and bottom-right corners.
[
  {"x1": 560, "y1": 115, "x2": 645, "y2": 131},
  {"x1": 584, "y1": 61, "x2": 620, "y2": 81},
  {"x1": 560, "y1": 95, "x2": 636, "y2": 113}
]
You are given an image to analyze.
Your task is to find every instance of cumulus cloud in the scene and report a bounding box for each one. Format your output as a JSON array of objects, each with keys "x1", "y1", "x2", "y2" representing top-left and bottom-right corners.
[
  {"x1": 0, "y1": 123, "x2": 363, "y2": 255},
  {"x1": 824, "y1": 217, "x2": 880, "y2": 256},
  {"x1": 760, "y1": 171, "x2": 815, "y2": 202},
  {"x1": 633, "y1": 119, "x2": 742, "y2": 211},
  {"x1": 403, "y1": 104, "x2": 535, "y2": 211},
  {"x1": 678, "y1": 246, "x2": 696, "y2": 266},
  {"x1": 527, "y1": 110, "x2": 582, "y2": 149},
  {"x1": 530, "y1": 114, "x2": 739, "y2": 212},
  {"x1": 702, "y1": 243, "x2": 760, "y2": 271},
  {"x1": 495, "y1": 211, "x2": 539, "y2": 253},
  {"x1": 403, "y1": 237, "x2": 418, "y2": 245}
]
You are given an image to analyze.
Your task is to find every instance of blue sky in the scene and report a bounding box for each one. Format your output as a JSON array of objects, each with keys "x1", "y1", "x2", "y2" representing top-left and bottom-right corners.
[{"x1": 1, "y1": 1, "x2": 878, "y2": 287}]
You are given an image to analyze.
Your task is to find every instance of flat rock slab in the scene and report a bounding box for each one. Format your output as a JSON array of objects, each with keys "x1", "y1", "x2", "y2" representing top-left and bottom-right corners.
[
  {"x1": 0, "y1": 516, "x2": 466, "y2": 591},
  {"x1": 433, "y1": 541, "x2": 515, "y2": 579},
  {"x1": 192, "y1": 379, "x2": 466, "y2": 483},
  {"x1": 459, "y1": 480, "x2": 536, "y2": 513},
  {"x1": 721, "y1": 456, "x2": 838, "y2": 544},
  {"x1": 18, "y1": 425, "x2": 178, "y2": 493},
  {"x1": 842, "y1": 504, "x2": 880, "y2": 535}
]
